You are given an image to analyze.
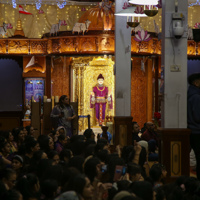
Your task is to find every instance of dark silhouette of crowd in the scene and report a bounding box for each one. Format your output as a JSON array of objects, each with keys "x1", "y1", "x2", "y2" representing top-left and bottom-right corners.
[{"x1": 0, "y1": 122, "x2": 199, "y2": 200}]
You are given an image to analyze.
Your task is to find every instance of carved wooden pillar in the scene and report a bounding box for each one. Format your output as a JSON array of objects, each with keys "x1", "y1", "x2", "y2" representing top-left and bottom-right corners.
[
  {"x1": 147, "y1": 58, "x2": 153, "y2": 122},
  {"x1": 158, "y1": 128, "x2": 191, "y2": 182},
  {"x1": 46, "y1": 56, "x2": 51, "y2": 98},
  {"x1": 114, "y1": 116, "x2": 133, "y2": 146}
]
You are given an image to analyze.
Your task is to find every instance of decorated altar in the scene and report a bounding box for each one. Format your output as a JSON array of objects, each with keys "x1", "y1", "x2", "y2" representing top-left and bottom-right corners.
[{"x1": 71, "y1": 56, "x2": 115, "y2": 131}]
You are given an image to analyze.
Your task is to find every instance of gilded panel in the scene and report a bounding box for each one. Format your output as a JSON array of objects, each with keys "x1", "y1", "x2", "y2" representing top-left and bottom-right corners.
[
  {"x1": 131, "y1": 58, "x2": 147, "y2": 128},
  {"x1": 30, "y1": 41, "x2": 47, "y2": 54},
  {"x1": 171, "y1": 141, "x2": 181, "y2": 177},
  {"x1": 8, "y1": 40, "x2": 29, "y2": 54},
  {"x1": 79, "y1": 37, "x2": 97, "y2": 52},
  {"x1": 51, "y1": 39, "x2": 60, "y2": 53},
  {"x1": 0, "y1": 40, "x2": 7, "y2": 54},
  {"x1": 60, "y1": 38, "x2": 78, "y2": 52},
  {"x1": 187, "y1": 41, "x2": 196, "y2": 56},
  {"x1": 99, "y1": 37, "x2": 115, "y2": 52}
]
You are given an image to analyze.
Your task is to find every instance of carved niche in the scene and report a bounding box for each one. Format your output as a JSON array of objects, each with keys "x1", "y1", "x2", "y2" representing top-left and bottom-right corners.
[
  {"x1": 8, "y1": 40, "x2": 29, "y2": 54},
  {"x1": 79, "y1": 37, "x2": 97, "y2": 52},
  {"x1": 60, "y1": 38, "x2": 78, "y2": 52},
  {"x1": 30, "y1": 40, "x2": 47, "y2": 54},
  {"x1": 99, "y1": 37, "x2": 114, "y2": 52},
  {"x1": 51, "y1": 39, "x2": 60, "y2": 53}
]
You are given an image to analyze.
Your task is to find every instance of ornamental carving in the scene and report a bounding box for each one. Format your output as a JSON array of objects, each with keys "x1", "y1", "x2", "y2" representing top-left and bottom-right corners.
[
  {"x1": 51, "y1": 39, "x2": 60, "y2": 53},
  {"x1": 60, "y1": 38, "x2": 77, "y2": 52},
  {"x1": 8, "y1": 40, "x2": 29, "y2": 54},
  {"x1": 0, "y1": 40, "x2": 6, "y2": 53},
  {"x1": 99, "y1": 37, "x2": 114, "y2": 52},
  {"x1": 30, "y1": 41, "x2": 47, "y2": 54},
  {"x1": 187, "y1": 41, "x2": 196, "y2": 56},
  {"x1": 79, "y1": 37, "x2": 97, "y2": 52},
  {"x1": 138, "y1": 41, "x2": 149, "y2": 53}
]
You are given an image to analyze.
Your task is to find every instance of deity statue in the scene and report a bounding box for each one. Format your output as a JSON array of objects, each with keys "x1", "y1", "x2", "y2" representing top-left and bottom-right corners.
[{"x1": 90, "y1": 74, "x2": 113, "y2": 126}]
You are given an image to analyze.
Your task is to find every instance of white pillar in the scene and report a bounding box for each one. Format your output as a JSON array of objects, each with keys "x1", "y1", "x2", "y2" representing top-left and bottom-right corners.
[
  {"x1": 115, "y1": 0, "x2": 132, "y2": 116},
  {"x1": 162, "y1": 0, "x2": 188, "y2": 128}
]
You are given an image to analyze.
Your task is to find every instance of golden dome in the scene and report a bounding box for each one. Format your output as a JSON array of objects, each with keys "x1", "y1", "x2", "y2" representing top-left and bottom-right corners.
[{"x1": 78, "y1": 3, "x2": 115, "y2": 30}]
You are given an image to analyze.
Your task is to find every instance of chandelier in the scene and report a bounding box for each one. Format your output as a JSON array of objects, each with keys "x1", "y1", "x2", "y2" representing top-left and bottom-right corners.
[{"x1": 129, "y1": 0, "x2": 159, "y2": 17}]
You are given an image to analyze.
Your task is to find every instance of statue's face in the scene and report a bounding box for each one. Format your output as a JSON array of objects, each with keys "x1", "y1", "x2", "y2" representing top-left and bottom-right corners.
[{"x1": 98, "y1": 78, "x2": 104, "y2": 85}]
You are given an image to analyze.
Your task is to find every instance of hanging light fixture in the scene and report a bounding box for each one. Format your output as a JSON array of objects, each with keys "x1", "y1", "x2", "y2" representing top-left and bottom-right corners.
[
  {"x1": 129, "y1": 0, "x2": 159, "y2": 17},
  {"x1": 115, "y1": 6, "x2": 147, "y2": 28},
  {"x1": 129, "y1": 0, "x2": 158, "y2": 5}
]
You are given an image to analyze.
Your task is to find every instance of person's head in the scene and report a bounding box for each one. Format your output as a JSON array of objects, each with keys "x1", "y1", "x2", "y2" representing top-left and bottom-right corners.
[
  {"x1": 15, "y1": 173, "x2": 40, "y2": 199},
  {"x1": 97, "y1": 74, "x2": 104, "y2": 85},
  {"x1": 149, "y1": 163, "x2": 167, "y2": 183},
  {"x1": 59, "y1": 95, "x2": 69, "y2": 106},
  {"x1": 26, "y1": 126, "x2": 35, "y2": 137},
  {"x1": 31, "y1": 150, "x2": 48, "y2": 166},
  {"x1": 60, "y1": 149, "x2": 73, "y2": 163},
  {"x1": 69, "y1": 156, "x2": 85, "y2": 173},
  {"x1": 71, "y1": 174, "x2": 94, "y2": 200},
  {"x1": 146, "y1": 122, "x2": 154, "y2": 132},
  {"x1": 38, "y1": 135, "x2": 54, "y2": 153},
  {"x1": 127, "y1": 163, "x2": 142, "y2": 182},
  {"x1": 83, "y1": 129, "x2": 95, "y2": 140},
  {"x1": 12, "y1": 155, "x2": 23, "y2": 171},
  {"x1": 3, "y1": 131, "x2": 14, "y2": 142},
  {"x1": 188, "y1": 73, "x2": 200, "y2": 88},
  {"x1": 117, "y1": 180, "x2": 131, "y2": 192},
  {"x1": 13, "y1": 127, "x2": 24, "y2": 143},
  {"x1": 0, "y1": 141, "x2": 11, "y2": 155},
  {"x1": 48, "y1": 150, "x2": 60, "y2": 165},
  {"x1": 129, "y1": 181, "x2": 153, "y2": 200},
  {"x1": 132, "y1": 122, "x2": 140, "y2": 134},
  {"x1": 58, "y1": 134, "x2": 67, "y2": 146},
  {"x1": 23, "y1": 127, "x2": 28, "y2": 137},
  {"x1": 84, "y1": 157, "x2": 101, "y2": 183},
  {"x1": 25, "y1": 139, "x2": 40, "y2": 154},
  {"x1": 49, "y1": 130, "x2": 60, "y2": 142},
  {"x1": 41, "y1": 179, "x2": 58, "y2": 199},
  {"x1": 57, "y1": 127, "x2": 65, "y2": 135},
  {"x1": 0, "y1": 168, "x2": 17, "y2": 190}
]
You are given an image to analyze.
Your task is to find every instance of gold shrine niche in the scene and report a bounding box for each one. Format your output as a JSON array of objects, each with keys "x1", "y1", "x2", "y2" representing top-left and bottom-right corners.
[{"x1": 72, "y1": 57, "x2": 115, "y2": 132}]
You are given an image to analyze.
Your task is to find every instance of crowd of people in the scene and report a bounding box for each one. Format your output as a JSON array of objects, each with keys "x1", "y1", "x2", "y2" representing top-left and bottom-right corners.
[
  {"x1": 0, "y1": 120, "x2": 199, "y2": 200},
  {"x1": 1, "y1": 73, "x2": 200, "y2": 200}
]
